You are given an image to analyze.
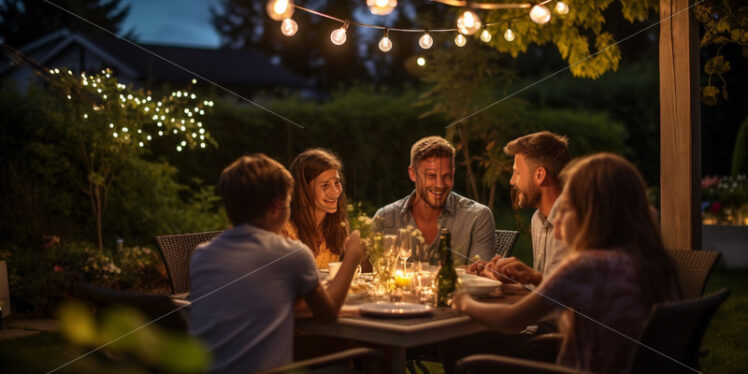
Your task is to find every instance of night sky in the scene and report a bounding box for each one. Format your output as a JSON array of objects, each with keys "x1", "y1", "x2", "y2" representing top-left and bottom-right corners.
[{"x1": 122, "y1": 0, "x2": 221, "y2": 48}]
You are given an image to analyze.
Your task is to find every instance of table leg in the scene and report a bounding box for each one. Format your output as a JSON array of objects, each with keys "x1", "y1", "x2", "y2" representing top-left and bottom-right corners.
[{"x1": 382, "y1": 346, "x2": 406, "y2": 374}]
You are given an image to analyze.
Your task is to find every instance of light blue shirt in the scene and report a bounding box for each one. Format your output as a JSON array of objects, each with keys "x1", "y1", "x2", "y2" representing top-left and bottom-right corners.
[
  {"x1": 189, "y1": 223, "x2": 319, "y2": 374},
  {"x1": 374, "y1": 191, "x2": 495, "y2": 265}
]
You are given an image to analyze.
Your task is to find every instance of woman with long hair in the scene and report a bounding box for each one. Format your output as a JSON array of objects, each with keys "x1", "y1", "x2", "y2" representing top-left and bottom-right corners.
[
  {"x1": 282, "y1": 148, "x2": 348, "y2": 269},
  {"x1": 452, "y1": 153, "x2": 680, "y2": 373}
]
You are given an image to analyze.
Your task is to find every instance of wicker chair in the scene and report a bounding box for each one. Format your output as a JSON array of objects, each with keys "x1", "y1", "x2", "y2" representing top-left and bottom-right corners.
[
  {"x1": 154, "y1": 231, "x2": 223, "y2": 295},
  {"x1": 455, "y1": 289, "x2": 731, "y2": 374},
  {"x1": 78, "y1": 282, "x2": 188, "y2": 332},
  {"x1": 495, "y1": 229, "x2": 520, "y2": 258},
  {"x1": 667, "y1": 249, "x2": 721, "y2": 299}
]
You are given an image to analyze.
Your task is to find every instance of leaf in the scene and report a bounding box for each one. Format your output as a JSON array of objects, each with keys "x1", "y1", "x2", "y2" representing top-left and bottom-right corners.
[
  {"x1": 701, "y1": 86, "x2": 720, "y2": 106},
  {"x1": 704, "y1": 56, "x2": 731, "y2": 74}
]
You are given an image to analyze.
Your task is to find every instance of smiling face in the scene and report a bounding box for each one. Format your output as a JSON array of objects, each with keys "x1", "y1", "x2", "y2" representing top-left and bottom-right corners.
[
  {"x1": 510, "y1": 154, "x2": 541, "y2": 209},
  {"x1": 409, "y1": 156, "x2": 454, "y2": 209},
  {"x1": 552, "y1": 191, "x2": 580, "y2": 247},
  {"x1": 311, "y1": 168, "x2": 343, "y2": 216}
]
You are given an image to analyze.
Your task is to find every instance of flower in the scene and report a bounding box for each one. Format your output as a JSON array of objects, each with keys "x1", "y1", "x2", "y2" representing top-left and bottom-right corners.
[
  {"x1": 701, "y1": 175, "x2": 720, "y2": 189},
  {"x1": 710, "y1": 202, "x2": 722, "y2": 214},
  {"x1": 53, "y1": 265, "x2": 64, "y2": 273}
]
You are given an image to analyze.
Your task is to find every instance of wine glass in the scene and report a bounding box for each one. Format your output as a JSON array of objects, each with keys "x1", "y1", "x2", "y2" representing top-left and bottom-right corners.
[{"x1": 397, "y1": 229, "x2": 412, "y2": 272}]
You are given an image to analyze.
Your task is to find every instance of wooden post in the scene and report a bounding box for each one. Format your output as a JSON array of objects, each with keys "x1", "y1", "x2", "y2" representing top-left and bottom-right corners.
[{"x1": 659, "y1": 0, "x2": 701, "y2": 250}]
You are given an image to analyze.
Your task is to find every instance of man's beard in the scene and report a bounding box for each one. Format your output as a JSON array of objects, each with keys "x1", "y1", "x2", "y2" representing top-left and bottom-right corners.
[
  {"x1": 512, "y1": 185, "x2": 540, "y2": 209},
  {"x1": 418, "y1": 186, "x2": 449, "y2": 209}
]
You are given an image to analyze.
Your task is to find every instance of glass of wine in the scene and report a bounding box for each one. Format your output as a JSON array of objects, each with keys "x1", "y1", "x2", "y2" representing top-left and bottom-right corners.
[{"x1": 397, "y1": 229, "x2": 412, "y2": 272}]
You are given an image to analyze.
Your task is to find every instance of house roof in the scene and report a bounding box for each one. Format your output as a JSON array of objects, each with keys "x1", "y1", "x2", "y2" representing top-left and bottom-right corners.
[{"x1": 1, "y1": 29, "x2": 307, "y2": 88}]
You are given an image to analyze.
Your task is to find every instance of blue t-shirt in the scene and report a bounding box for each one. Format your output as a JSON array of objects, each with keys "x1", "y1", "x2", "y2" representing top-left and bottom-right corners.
[{"x1": 189, "y1": 223, "x2": 319, "y2": 374}]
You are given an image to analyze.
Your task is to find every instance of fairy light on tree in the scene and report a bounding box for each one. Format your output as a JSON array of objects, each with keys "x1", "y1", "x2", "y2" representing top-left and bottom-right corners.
[{"x1": 46, "y1": 67, "x2": 216, "y2": 251}]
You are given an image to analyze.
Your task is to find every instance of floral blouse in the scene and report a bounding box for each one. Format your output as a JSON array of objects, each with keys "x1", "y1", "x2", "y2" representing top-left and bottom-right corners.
[{"x1": 281, "y1": 222, "x2": 340, "y2": 270}]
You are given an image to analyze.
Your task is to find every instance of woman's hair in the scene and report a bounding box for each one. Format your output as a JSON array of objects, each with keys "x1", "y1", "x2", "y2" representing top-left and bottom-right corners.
[
  {"x1": 560, "y1": 153, "x2": 679, "y2": 305},
  {"x1": 288, "y1": 148, "x2": 348, "y2": 256}
]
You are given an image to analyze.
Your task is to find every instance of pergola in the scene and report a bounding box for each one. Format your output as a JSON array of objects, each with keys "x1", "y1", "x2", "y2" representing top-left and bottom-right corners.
[{"x1": 659, "y1": 0, "x2": 701, "y2": 251}]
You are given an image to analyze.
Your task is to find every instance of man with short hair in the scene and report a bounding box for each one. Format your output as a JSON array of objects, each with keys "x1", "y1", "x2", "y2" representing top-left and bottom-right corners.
[
  {"x1": 469, "y1": 131, "x2": 570, "y2": 285},
  {"x1": 375, "y1": 136, "x2": 495, "y2": 265},
  {"x1": 442, "y1": 132, "x2": 572, "y2": 372}
]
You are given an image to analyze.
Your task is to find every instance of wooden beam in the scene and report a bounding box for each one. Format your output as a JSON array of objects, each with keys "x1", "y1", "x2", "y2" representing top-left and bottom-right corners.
[{"x1": 659, "y1": 0, "x2": 701, "y2": 250}]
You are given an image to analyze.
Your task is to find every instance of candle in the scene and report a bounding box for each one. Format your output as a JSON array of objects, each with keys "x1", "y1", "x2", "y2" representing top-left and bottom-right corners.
[{"x1": 394, "y1": 270, "x2": 414, "y2": 287}]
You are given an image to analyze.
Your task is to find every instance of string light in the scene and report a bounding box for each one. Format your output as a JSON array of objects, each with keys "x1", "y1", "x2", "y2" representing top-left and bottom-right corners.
[
  {"x1": 418, "y1": 33, "x2": 433, "y2": 49},
  {"x1": 457, "y1": 9, "x2": 481, "y2": 35},
  {"x1": 555, "y1": 1, "x2": 569, "y2": 15},
  {"x1": 480, "y1": 29, "x2": 492, "y2": 43},
  {"x1": 367, "y1": 0, "x2": 397, "y2": 15},
  {"x1": 529, "y1": 4, "x2": 551, "y2": 24},
  {"x1": 504, "y1": 27, "x2": 515, "y2": 42},
  {"x1": 331, "y1": 21, "x2": 349, "y2": 45},
  {"x1": 454, "y1": 33, "x2": 467, "y2": 47},
  {"x1": 281, "y1": 18, "x2": 298, "y2": 36},
  {"x1": 378, "y1": 29, "x2": 392, "y2": 52},
  {"x1": 417, "y1": 57, "x2": 426, "y2": 66},
  {"x1": 267, "y1": 0, "x2": 294, "y2": 21},
  {"x1": 266, "y1": 1, "x2": 569, "y2": 51}
]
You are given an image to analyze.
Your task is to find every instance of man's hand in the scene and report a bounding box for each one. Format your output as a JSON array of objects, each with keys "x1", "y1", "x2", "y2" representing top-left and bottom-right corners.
[
  {"x1": 488, "y1": 257, "x2": 542, "y2": 285},
  {"x1": 466, "y1": 260, "x2": 487, "y2": 274}
]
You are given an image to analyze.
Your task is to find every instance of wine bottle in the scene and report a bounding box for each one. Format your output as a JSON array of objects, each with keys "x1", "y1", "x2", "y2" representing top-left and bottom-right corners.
[{"x1": 436, "y1": 228, "x2": 457, "y2": 307}]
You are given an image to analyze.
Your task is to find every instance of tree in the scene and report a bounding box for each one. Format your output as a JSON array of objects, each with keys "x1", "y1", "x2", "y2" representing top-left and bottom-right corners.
[
  {"x1": 473, "y1": 0, "x2": 658, "y2": 79},
  {"x1": 0, "y1": 0, "x2": 131, "y2": 48},
  {"x1": 694, "y1": 0, "x2": 748, "y2": 106},
  {"x1": 45, "y1": 68, "x2": 215, "y2": 250}
]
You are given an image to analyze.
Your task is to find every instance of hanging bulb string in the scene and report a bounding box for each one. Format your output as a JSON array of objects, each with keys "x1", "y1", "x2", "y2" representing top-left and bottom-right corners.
[
  {"x1": 428, "y1": 0, "x2": 552, "y2": 10},
  {"x1": 293, "y1": 4, "x2": 529, "y2": 33}
]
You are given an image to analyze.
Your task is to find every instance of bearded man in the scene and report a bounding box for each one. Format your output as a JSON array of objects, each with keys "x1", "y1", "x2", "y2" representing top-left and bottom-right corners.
[
  {"x1": 374, "y1": 136, "x2": 495, "y2": 265},
  {"x1": 469, "y1": 131, "x2": 571, "y2": 285}
]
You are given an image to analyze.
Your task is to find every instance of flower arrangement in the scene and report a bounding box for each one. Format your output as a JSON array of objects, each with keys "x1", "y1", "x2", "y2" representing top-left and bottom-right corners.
[
  {"x1": 346, "y1": 204, "x2": 426, "y2": 296},
  {"x1": 702, "y1": 175, "x2": 748, "y2": 226}
]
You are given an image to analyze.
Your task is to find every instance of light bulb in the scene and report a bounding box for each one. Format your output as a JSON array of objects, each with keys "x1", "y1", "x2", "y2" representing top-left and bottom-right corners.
[
  {"x1": 379, "y1": 36, "x2": 392, "y2": 52},
  {"x1": 454, "y1": 33, "x2": 467, "y2": 47},
  {"x1": 480, "y1": 29, "x2": 492, "y2": 43},
  {"x1": 457, "y1": 9, "x2": 481, "y2": 35},
  {"x1": 419, "y1": 33, "x2": 433, "y2": 49},
  {"x1": 331, "y1": 27, "x2": 347, "y2": 45},
  {"x1": 280, "y1": 18, "x2": 298, "y2": 36},
  {"x1": 555, "y1": 1, "x2": 569, "y2": 15},
  {"x1": 266, "y1": 0, "x2": 294, "y2": 21},
  {"x1": 504, "y1": 28, "x2": 515, "y2": 42},
  {"x1": 530, "y1": 4, "x2": 552, "y2": 24},
  {"x1": 417, "y1": 57, "x2": 426, "y2": 67},
  {"x1": 367, "y1": 0, "x2": 397, "y2": 15}
]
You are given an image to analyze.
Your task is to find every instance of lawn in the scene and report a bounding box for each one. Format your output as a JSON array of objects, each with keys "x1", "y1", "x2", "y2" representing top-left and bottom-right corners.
[{"x1": 1, "y1": 265, "x2": 746, "y2": 373}]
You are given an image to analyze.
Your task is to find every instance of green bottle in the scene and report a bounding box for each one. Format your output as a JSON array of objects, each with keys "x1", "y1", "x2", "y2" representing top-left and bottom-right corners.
[{"x1": 436, "y1": 228, "x2": 457, "y2": 307}]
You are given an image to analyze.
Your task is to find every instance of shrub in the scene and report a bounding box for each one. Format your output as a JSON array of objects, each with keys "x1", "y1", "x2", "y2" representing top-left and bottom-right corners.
[
  {"x1": 0, "y1": 237, "x2": 168, "y2": 317},
  {"x1": 732, "y1": 117, "x2": 748, "y2": 176}
]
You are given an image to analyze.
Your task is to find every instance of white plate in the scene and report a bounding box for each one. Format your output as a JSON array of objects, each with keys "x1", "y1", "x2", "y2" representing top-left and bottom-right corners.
[
  {"x1": 359, "y1": 302, "x2": 433, "y2": 318},
  {"x1": 460, "y1": 276, "x2": 502, "y2": 297}
]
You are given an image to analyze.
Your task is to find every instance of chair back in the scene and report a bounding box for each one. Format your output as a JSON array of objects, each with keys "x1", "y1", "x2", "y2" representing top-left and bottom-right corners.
[
  {"x1": 495, "y1": 230, "x2": 520, "y2": 258},
  {"x1": 628, "y1": 288, "x2": 730, "y2": 373},
  {"x1": 154, "y1": 231, "x2": 223, "y2": 294},
  {"x1": 667, "y1": 249, "x2": 721, "y2": 299},
  {"x1": 79, "y1": 282, "x2": 188, "y2": 332}
]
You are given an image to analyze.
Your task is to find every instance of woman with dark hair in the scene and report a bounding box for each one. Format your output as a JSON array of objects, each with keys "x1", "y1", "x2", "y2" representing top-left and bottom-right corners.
[
  {"x1": 282, "y1": 148, "x2": 348, "y2": 269},
  {"x1": 452, "y1": 153, "x2": 680, "y2": 373}
]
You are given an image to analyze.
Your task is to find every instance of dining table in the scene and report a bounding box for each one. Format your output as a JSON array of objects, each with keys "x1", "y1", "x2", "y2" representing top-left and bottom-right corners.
[{"x1": 294, "y1": 283, "x2": 529, "y2": 374}]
